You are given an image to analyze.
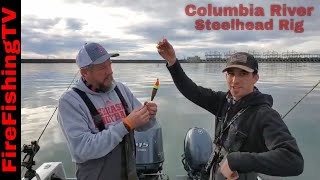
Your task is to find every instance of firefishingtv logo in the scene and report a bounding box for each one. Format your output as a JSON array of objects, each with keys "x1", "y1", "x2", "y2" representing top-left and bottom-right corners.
[
  {"x1": 185, "y1": 4, "x2": 315, "y2": 33},
  {"x1": 1, "y1": 7, "x2": 19, "y2": 172}
]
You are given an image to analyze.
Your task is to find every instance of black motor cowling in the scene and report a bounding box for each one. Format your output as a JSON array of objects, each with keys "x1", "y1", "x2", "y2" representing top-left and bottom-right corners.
[{"x1": 182, "y1": 127, "x2": 213, "y2": 179}]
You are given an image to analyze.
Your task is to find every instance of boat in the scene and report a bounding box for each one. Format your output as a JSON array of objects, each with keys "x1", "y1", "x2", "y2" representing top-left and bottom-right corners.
[{"x1": 21, "y1": 124, "x2": 278, "y2": 180}]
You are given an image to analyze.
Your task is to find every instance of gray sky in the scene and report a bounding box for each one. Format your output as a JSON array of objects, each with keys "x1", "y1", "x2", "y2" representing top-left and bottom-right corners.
[{"x1": 22, "y1": 0, "x2": 320, "y2": 59}]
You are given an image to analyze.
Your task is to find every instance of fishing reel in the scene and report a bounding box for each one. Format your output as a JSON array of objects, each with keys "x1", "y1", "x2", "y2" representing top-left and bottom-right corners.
[{"x1": 21, "y1": 140, "x2": 40, "y2": 180}]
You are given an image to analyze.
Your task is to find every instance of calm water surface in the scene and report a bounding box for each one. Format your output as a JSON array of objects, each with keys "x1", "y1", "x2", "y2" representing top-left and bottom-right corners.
[{"x1": 21, "y1": 63, "x2": 320, "y2": 179}]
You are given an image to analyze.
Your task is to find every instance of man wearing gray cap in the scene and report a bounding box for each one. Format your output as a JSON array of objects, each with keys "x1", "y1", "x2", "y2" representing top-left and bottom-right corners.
[
  {"x1": 57, "y1": 42, "x2": 158, "y2": 180},
  {"x1": 157, "y1": 39, "x2": 303, "y2": 180}
]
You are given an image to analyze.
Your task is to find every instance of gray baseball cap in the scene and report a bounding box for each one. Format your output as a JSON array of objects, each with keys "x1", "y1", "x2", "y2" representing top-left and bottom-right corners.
[
  {"x1": 76, "y1": 42, "x2": 119, "y2": 68},
  {"x1": 222, "y1": 52, "x2": 258, "y2": 73}
]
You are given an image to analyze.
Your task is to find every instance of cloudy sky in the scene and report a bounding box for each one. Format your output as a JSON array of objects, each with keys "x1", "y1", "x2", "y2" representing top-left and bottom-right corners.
[{"x1": 22, "y1": 0, "x2": 320, "y2": 60}]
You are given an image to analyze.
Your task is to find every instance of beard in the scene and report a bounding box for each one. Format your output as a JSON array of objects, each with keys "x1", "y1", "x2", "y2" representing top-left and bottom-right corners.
[{"x1": 96, "y1": 76, "x2": 114, "y2": 92}]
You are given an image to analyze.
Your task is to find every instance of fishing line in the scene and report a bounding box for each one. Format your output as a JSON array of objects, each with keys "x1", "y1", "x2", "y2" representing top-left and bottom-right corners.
[
  {"x1": 21, "y1": 70, "x2": 80, "y2": 176},
  {"x1": 37, "y1": 70, "x2": 80, "y2": 142},
  {"x1": 282, "y1": 80, "x2": 320, "y2": 119}
]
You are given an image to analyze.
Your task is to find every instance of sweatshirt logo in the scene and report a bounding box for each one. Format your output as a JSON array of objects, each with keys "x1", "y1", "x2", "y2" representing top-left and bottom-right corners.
[
  {"x1": 97, "y1": 102, "x2": 126, "y2": 124},
  {"x1": 105, "y1": 100, "x2": 112, "y2": 105}
]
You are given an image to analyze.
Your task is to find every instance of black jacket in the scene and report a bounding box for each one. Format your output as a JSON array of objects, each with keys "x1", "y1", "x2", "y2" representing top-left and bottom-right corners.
[{"x1": 167, "y1": 61, "x2": 304, "y2": 179}]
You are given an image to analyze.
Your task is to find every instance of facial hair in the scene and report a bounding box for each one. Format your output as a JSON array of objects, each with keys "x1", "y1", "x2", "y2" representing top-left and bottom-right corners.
[{"x1": 96, "y1": 76, "x2": 114, "y2": 92}]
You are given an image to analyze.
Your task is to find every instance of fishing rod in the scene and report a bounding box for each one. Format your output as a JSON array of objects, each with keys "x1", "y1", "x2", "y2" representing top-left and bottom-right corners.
[
  {"x1": 37, "y1": 71, "x2": 80, "y2": 142},
  {"x1": 282, "y1": 80, "x2": 320, "y2": 119},
  {"x1": 21, "y1": 70, "x2": 80, "y2": 179}
]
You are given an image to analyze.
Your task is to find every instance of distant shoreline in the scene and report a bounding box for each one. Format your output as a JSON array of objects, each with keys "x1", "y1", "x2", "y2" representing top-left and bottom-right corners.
[
  {"x1": 21, "y1": 59, "x2": 167, "y2": 63},
  {"x1": 21, "y1": 58, "x2": 320, "y2": 63}
]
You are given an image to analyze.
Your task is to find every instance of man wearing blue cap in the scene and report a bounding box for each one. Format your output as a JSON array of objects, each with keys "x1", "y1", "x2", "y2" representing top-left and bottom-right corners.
[
  {"x1": 157, "y1": 39, "x2": 304, "y2": 180},
  {"x1": 57, "y1": 42, "x2": 158, "y2": 180}
]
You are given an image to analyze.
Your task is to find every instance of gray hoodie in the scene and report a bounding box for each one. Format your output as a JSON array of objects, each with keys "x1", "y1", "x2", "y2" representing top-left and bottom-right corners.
[{"x1": 57, "y1": 78, "x2": 156, "y2": 180}]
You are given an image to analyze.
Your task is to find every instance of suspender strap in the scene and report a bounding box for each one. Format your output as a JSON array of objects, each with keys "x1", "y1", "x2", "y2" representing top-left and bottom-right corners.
[
  {"x1": 72, "y1": 85, "x2": 138, "y2": 180},
  {"x1": 72, "y1": 87, "x2": 105, "y2": 132},
  {"x1": 114, "y1": 86, "x2": 130, "y2": 116},
  {"x1": 114, "y1": 86, "x2": 138, "y2": 180},
  {"x1": 72, "y1": 86, "x2": 130, "y2": 131}
]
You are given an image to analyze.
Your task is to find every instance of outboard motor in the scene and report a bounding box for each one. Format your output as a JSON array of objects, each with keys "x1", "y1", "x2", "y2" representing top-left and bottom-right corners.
[
  {"x1": 135, "y1": 120, "x2": 167, "y2": 179},
  {"x1": 182, "y1": 127, "x2": 214, "y2": 180}
]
